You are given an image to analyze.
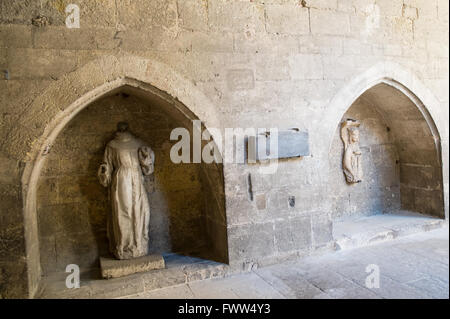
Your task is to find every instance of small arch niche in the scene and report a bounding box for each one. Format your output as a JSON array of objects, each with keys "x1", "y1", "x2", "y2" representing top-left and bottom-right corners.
[
  {"x1": 329, "y1": 82, "x2": 444, "y2": 221},
  {"x1": 36, "y1": 85, "x2": 228, "y2": 276}
]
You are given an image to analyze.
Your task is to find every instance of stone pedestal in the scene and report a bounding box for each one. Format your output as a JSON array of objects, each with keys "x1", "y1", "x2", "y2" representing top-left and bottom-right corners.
[{"x1": 100, "y1": 255, "x2": 165, "y2": 279}]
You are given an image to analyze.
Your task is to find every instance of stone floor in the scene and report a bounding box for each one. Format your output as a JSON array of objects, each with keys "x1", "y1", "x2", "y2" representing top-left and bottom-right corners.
[{"x1": 123, "y1": 226, "x2": 449, "y2": 299}]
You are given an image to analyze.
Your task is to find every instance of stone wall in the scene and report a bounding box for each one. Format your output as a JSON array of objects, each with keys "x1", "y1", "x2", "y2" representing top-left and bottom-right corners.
[
  {"x1": 363, "y1": 83, "x2": 444, "y2": 218},
  {"x1": 0, "y1": 0, "x2": 448, "y2": 297}
]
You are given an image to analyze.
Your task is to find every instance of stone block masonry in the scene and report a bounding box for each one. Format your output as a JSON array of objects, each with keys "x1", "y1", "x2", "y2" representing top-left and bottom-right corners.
[{"x1": 0, "y1": 0, "x2": 448, "y2": 298}]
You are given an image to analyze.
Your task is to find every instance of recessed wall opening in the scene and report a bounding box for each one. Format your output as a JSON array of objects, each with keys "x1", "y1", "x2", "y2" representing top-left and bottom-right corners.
[
  {"x1": 330, "y1": 82, "x2": 444, "y2": 240},
  {"x1": 36, "y1": 85, "x2": 228, "y2": 279}
]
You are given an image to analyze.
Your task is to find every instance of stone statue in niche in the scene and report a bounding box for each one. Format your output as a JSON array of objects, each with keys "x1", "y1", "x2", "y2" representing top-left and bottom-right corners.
[
  {"x1": 340, "y1": 119, "x2": 363, "y2": 184},
  {"x1": 98, "y1": 122, "x2": 155, "y2": 260}
]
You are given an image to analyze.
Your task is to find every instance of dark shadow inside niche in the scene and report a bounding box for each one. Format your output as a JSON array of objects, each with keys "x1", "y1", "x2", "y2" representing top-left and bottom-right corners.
[
  {"x1": 329, "y1": 83, "x2": 444, "y2": 221},
  {"x1": 36, "y1": 85, "x2": 227, "y2": 276}
]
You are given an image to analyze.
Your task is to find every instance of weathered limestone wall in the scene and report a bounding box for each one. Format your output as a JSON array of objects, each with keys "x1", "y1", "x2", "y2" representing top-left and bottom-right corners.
[
  {"x1": 0, "y1": 0, "x2": 448, "y2": 297},
  {"x1": 329, "y1": 98, "x2": 400, "y2": 221}
]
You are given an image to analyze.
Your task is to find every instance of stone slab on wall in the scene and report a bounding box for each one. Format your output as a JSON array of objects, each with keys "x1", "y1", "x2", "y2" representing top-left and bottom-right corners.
[{"x1": 248, "y1": 130, "x2": 310, "y2": 161}]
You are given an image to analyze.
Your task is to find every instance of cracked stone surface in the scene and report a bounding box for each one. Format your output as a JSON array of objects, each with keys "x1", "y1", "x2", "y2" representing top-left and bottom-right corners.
[
  {"x1": 100, "y1": 255, "x2": 165, "y2": 279},
  {"x1": 123, "y1": 227, "x2": 449, "y2": 299}
]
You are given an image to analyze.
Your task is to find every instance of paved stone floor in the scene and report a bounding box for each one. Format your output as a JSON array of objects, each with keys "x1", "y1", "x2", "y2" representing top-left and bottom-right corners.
[{"x1": 123, "y1": 226, "x2": 449, "y2": 299}]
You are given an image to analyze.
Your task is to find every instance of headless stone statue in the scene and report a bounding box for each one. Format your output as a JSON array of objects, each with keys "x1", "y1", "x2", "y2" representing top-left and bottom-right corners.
[
  {"x1": 98, "y1": 122, "x2": 155, "y2": 260},
  {"x1": 340, "y1": 119, "x2": 363, "y2": 184}
]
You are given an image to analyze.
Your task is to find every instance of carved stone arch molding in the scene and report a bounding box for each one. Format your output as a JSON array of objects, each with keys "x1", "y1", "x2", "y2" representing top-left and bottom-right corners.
[
  {"x1": 317, "y1": 61, "x2": 448, "y2": 222},
  {"x1": 10, "y1": 55, "x2": 226, "y2": 297}
]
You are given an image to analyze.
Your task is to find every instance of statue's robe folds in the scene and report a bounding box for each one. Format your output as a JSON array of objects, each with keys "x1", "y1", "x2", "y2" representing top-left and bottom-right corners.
[
  {"x1": 343, "y1": 143, "x2": 363, "y2": 183},
  {"x1": 98, "y1": 132, "x2": 154, "y2": 260}
]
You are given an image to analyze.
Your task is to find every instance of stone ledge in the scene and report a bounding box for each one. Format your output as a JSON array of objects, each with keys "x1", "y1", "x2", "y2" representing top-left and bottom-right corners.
[
  {"x1": 100, "y1": 255, "x2": 165, "y2": 279},
  {"x1": 37, "y1": 255, "x2": 231, "y2": 298},
  {"x1": 333, "y1": 211, "x2": 446, "y2": 250}
]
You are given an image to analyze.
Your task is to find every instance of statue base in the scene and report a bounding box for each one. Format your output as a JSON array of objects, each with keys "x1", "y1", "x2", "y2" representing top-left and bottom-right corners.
[{"x1": 100, "y1": 254, "x2": 165, "y2": 279}]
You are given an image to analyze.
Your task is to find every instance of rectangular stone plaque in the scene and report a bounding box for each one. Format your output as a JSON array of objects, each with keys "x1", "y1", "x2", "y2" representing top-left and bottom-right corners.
[
  {"x1": 100, "y1": 254, "x2": 165, "y2": 279},
  {"x1": 248, "y1": 129, "x2": 310, "y2": 161}
]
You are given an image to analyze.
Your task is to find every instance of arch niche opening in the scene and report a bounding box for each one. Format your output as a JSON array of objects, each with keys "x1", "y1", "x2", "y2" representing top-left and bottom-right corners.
[
  {"x1": 36, "y1": 83, "x2": 228, "y2": 277},
  {"x1": 329, "y1": 81, "x2": 444, "y2": 221}
]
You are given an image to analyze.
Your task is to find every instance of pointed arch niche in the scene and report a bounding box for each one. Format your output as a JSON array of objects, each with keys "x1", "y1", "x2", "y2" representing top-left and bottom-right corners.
[
  {"x1": 18, "y1": 55, "x2": 230, "y2": 297},
  {"x1": 329, "y1": 80, "x2": 444, "y2": 221}
]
